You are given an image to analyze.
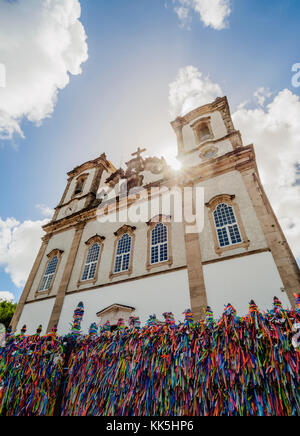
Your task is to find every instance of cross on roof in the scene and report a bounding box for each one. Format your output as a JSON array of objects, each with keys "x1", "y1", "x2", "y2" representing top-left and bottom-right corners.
[{"x1": 131, "y1": 147, "x2": 147, "y2": 159}]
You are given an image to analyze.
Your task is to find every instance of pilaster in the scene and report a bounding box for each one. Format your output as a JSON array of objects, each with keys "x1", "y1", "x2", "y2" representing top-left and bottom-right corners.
[
  {"x1": 47, "y1": 222, "x2": 85, "y2": 332},
  {"x1": 240, "y1": 168, "x2": 300, "y2": 307},
  {"x1": 183, "y1": 186, "x2": 208, "y2": 320}
]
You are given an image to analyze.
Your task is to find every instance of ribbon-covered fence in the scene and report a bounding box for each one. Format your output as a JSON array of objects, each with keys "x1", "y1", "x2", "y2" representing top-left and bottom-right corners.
[{"x1": 0, "y1": 296, "x2": 299, "y2": 416}]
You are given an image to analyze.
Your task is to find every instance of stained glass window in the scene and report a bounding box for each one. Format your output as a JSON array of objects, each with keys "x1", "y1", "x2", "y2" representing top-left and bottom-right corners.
[
  {"x1": 151, "y1": 223, "x2": 168, "y2": 265},
  {"x1": 114, "y1": 234, "x2": 132, "y2": 273},
  {"x1": 81, "y1": 243, "x2": 101, "y2": 281},
  {"x1": 39, "y1": 256, "x2": 59, "y2": 292},
  {"x1": 213, "y1": 203, "x2": 242, "y2": 248}
]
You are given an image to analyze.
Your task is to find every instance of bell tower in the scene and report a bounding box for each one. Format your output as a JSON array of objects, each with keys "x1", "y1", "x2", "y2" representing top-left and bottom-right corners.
[
  {"x1": 52, "y1": 154, "x2": 116, "y2": 222},
  {"x1": 171, "y1": 97, "x2": 243, "y2": 168},
  {"x1": 170, "y1": 96, "x2": 300, "y2": 311}
]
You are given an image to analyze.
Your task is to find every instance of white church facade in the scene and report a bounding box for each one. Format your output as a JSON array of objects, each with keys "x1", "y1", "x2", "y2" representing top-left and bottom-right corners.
[{"x1": 11, "y1": 97, "x2": 300, "y2": 335}]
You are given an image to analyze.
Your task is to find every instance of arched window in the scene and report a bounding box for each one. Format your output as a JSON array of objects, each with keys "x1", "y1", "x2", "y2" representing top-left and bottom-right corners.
[
  {"x1": 213, "y1": 203, "x2": 242, "y2": 247},
  {"x1": 114, "y1": 234, "x2": 132, "y2": 274},
  {"x1": 146, "y1": 216, "x2": 173, "y2": 271},
  {"x1": 206, "y1": 195, "x2": 250, "y2": 255},
  {"x1": 37, "y1": 249, "x2": 63, "y2": 295},
  {"x1": 39, "y1": 256, "x2": 58, "y2": 292},
  {"x1": 81, "y1": 243, "x2": 101, "y2": 281},
  {"x1": 110, "y1": 225, "x2": 136, "y2": 278},
  {"x1": 151, "y1": 222, "x2": 169, "y2": 265}
]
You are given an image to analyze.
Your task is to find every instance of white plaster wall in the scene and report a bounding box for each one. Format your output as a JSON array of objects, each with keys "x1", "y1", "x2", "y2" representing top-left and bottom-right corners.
[
  {"x1": 58, "y1": 269, "x2": 191, "y2": 335},
  {"x1": 16, "y1": 298, "x2": 56, "y2": 336},
  {"x1": 67, "y1": 195, "x2": 187, "y2": 292},
  {"x1": 57, "y1": 197, "x2": 88, "y2": 221},
  {"x1": 203, "y1": 252, "x2": 290, "y2": 318},
  {"x1": 181, "y1": 138, "x2": 233, "y2": 168},
  {"x1": 27, "y1": 229, "x2": 75, "y2": 301},
  {"x1": 196, "y1": 171, "x2": 268, "y2": 262},
  {"x1": 182, "y1": 111, "x2": 228, "y2": 153}
]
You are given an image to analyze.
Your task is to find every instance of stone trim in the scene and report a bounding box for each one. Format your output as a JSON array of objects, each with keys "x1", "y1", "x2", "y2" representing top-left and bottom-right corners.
[
  {"x1": 202, "y1": 248, "x2": 271, "y2": 265},
  {"x1": 77, "y1": 235, "x2": 105, "y2": 287},
  {"x1": 35, "y1": 249, "x2": 64, "y2": 298},
  {"x1": 109, "y1": 225, "x2": 136, "y2": 280},
  {"x1": 53, "y1": 179, "x2": 72, "y2": 221},
  {"x1": 177, "y1": 132, "x2": 240, "y2": 159},
  {"x1": 43, "y1": 146, "x2": 256, "y2": 236},
  {"x1": 205, "y1": 194, "x2": 250, "y2": 256},
  {"x1": 67, "y1": 153, "x2": 116, "y2": 178},
  {"x1": 229, "y1": 131, "x2": 243, "y2": 150},
  {"x1": 46, "y1": 222, "x2": 85, "y2": 333},
  {"x1": 171, "y1": 97, "x2": 236, "y2": 156},
  {"x1": 182, "y1": 186, "x2": 208, "y2": 320},
  {"x1": 85, "y1": 166, "x2": 105, "y2": 209},
  {"x1": 54, "y1": 193, "x2": 93, "y2": 213},
  {"x1": 10, "y1": 234, "x2": 52, "y2": 331},
  {"x1": 239, "y1": 167, "x2": 300, "y2": 307},
  {"x1": 146, "y1": 216, "x2": 173, "y2": 272},
  {"x1": 171, "y1": 97, "x2": 234, "y2": 131},
  {"x1": 24, "y1": 266, "x2": 188, "y2": 303}
]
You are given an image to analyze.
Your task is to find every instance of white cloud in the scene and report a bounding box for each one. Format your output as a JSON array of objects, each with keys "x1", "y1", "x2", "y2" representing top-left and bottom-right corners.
[
  {"x1": 0, "y1": 0, "x2": 88, "y2": 140},
  {"x1": 0, "y1": 218, "x2": 48, "y2": 288},
  {"x1": 169, "y1": 66, "x2": 300, "y2": 259},
  {"x1": 233, "y1": 89, "x2": 300, "y2": 258},
  {"x1": 36, "y1": 204, "x2": 54, "y2": 218},
  {"x1": 169, "y1": 65, "x2": 222, "y2": 118},
  {"x1": 0, "y1": 291, "x2": 14, "y2": 302},
  {"x1": 173, "y1": 0, "x2": 232, "y2": 30},
  {"x1": 254, "y1": 87, "x2": 272, "y2": 107}
]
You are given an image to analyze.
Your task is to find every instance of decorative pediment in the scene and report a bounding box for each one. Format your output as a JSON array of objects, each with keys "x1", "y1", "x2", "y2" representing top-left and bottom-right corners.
[
  {"x1": 205, "y1": 194, "x2": 235, "y2": 210},
  {"x1": 144, "y1": 157, "x2": 167, "y2": 175},
  {"x1": 96, "y1": 304, "x2": 136, "y2": 326},
  {"x1": 47, "y1": 249, "x2": 64, "y2": 259},
  {"x1": 114, "y1": 225, "x2": 136, "y2": 237},
  {"x1": 104, "y1": 149, "x2": 170, "y2": 194},
  {"x1": 146, "y1": 214, "x2": 172, "y2": 226},
  {"x1": 67, "y1": 153, "x2": 114, "y2": 179},
  {"x1": 85, "y1": 235, "x2": 105, "y2": 246}
]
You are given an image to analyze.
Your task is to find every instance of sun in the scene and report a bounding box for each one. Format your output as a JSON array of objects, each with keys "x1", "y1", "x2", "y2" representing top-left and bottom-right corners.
[{"x1": 161, "y1": 147, "x2": 182, "y2": 171}]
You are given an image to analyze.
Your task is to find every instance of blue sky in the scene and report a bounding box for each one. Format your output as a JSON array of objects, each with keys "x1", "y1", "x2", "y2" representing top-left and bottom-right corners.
[{"x1": 0, "y1": 0, "x2": 299, "y2": 301}]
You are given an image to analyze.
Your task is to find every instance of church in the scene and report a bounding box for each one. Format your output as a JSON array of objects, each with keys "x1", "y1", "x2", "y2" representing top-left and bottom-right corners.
[{"x1": 11, "y1": 97, "x2": 300, "y2": 336}]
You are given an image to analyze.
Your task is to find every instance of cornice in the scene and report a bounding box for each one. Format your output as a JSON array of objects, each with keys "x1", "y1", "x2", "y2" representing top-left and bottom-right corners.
[
  {"x1": 67, "y1": 153, "x2": 116, "y2": 179},
  {"x1": 46, "y1": 249, "x2": 64, "y2": 259},
  {"x1": 85, "y1": 235, "x2": 106, "y2": 245},
  {"x1": 96, "y1": 304, "x2": 135, "y2": 317},
  {"x1": 114, "y1": 224, "x2": 136, "y2": 237},
  {"x1": 54, "y1": 192, "x2": 94, "y2": 211},
  {"x1": 171, "y1": 97, "x2": 230, "y2": 129},
  {"x1": 177, "y1": 131, "x2": 241, "y2": 157},
  {"x1": 146, "y1": 215, "x2": 172, "y2": 226},
  {"x1": 43, "y1": 145, "x2": 256, "y2": 235}
]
